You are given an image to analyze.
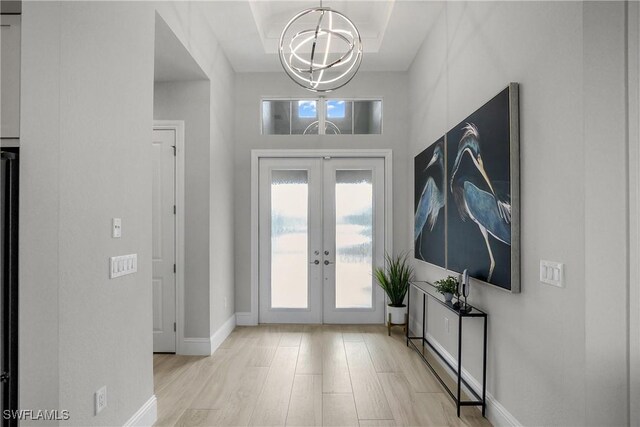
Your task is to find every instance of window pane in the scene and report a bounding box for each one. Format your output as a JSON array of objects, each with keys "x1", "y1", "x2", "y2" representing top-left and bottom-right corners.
[
  {"x1": 327, "y1": 100, "x2": 346, "y2": 118},
  {"x1": 262, "y1": 100, "x2": 291, "y2": 135},
  {"x1": 271, "y1": 170, "x2": 309, "y2": 308},
  {"x1": 335, "y1": 170, "x2": 373, "y2": 308},
  {"x1": 325, "y1": 100, "x2": 353, "y2": 134},
  {"x1": 292, "y1": 100, "x2": 318, "y2": 134},
  {"x1": 298, "y1": 100, "x2": 317, "y2": 118},
  {"x1": 262, "y1": 99, "x2": 381, "y2": 135},
  {"x1": 354, "y1": 100, "x2": 382, "y2": 134}
]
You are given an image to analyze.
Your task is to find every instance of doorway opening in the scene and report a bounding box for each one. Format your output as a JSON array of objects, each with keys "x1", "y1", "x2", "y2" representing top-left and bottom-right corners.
[
  {"x1": 152, "y1": 13, "x2": 210, "y2": 355},
  {"x1": 252, "y1": 150, "x2": 393, "y2": 324}
]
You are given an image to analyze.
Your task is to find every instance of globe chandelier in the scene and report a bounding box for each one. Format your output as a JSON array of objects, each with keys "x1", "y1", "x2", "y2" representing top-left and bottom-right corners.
[{"x1": 279, "y1": 2, "x2": 363, "y2": 92}]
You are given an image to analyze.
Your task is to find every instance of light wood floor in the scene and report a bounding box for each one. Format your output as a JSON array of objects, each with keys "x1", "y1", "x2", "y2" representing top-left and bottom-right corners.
[{"x1": 153, "y1": 325, "x2": 492, "y2": 427}]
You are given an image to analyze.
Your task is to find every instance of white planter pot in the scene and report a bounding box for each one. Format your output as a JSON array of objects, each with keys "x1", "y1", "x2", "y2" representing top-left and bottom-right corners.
[{"x1": 387, "y1": 304, "x2": 407, "y2": 324}]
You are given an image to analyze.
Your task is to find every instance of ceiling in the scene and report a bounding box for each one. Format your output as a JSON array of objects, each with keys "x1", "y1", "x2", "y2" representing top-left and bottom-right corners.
[{"x1": 201, "y1": 1, "x2": 436, "y2": 73}]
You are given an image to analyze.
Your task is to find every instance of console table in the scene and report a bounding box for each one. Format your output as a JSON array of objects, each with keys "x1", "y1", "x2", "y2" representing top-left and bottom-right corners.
[{"x1": 406, "y1": 281, "x2": 487, "y2": 417}]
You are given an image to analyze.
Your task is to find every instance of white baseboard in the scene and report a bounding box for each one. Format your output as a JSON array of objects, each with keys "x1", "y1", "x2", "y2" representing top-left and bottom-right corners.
[
  {"x1": 181, "y1": 337, "x2": 212, "y2": 356},
  {"x1": 408, "y1": 318, "x2": 520, "y2": 427},
  {"x1": 236, "y1": 311, "x2": 257, "y2": 326},
  {"x1": 210, "y1": 313, "x2": 236, "y2": 353},
  {"x1": 123, "y1": 395, "x2": 157, "y2": 427},
  {"x1": 181, "y1": 313, "x2": 236, "y2": 356}
]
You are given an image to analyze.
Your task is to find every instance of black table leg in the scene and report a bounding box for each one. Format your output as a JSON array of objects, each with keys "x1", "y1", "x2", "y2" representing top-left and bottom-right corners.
[
  {"x1": 457, "y1": 316, "x2": 462, "y2": 417},
  {"x1": 406, "y1": 287, "x2": 410, "y2": 346},
  {"x1": 422, "y1": 293, "x2": 426, "y2": 349},
  {"x1": 482, "y1": 315, "x2": 487, "y2": 416}
]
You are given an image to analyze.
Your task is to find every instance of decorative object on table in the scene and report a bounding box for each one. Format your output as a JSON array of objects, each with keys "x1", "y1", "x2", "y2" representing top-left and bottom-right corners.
[
  {"x1": 433, "y1": 275, "x2": 459, "y2": 303},
  {"x1": 374, "y1": 252, "x2": 414, "y2": 335},
  {"x1": 414, "y1": 138, "x2": 446, "y2": 267},
  {"x1": 459, "y1": 269, "x2": 471, "y2": 313},
  {"x1": 453, "y1": 271, "x2": 462, "y2": 310},
  {"x1": 414, "y1": 83, "x2": 520, "y2": 293},
  {"x1": 278, "y1": 1, "x2": 363, "y2": 92}
]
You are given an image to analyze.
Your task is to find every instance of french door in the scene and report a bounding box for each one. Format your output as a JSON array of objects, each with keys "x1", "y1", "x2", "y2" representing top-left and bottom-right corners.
[{"x1": 258, "y1": 157, "x2": 385, "y2": 324}]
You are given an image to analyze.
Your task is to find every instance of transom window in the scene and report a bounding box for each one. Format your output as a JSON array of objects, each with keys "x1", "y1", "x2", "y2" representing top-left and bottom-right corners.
[{"x1": 262, "y1": 99, "x2": 382, "y2": 135}]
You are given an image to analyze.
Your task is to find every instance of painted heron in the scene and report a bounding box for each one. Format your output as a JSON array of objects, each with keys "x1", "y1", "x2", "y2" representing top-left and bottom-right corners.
[
  {"x1": 450, "y1": 123, "x2": 511, "y2": 281},
  {"x1": 414, "y1": 141, "x2": 445, "y2": 260}
]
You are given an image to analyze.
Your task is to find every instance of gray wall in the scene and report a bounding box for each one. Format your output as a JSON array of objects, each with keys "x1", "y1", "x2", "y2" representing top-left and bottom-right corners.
[
  {"x1": 408, "y1": 1, "x2": 630, "y2": 425},
  {"x1": 154, "y1": 80, "x2": 212, "y2": 338},
  {"x1": 583, "y1": 3, "x2": 629, "y2": 425},
  {"x1": 19, "y1": 2, "x2": 235, "y2": 425},
  {"x1": 20, "y1": 2, "x2": 62, "y2": 420},
  {"x1": 629, "y1": 3, "x2": 640, "y2": 425},
  {"x1": 233, "y1": 72, "x2": 409, "y2": 314}
]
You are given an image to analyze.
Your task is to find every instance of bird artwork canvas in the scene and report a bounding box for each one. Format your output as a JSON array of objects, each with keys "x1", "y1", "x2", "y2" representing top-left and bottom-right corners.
[
  {"x1": 414, "y1": 138, "x2": 446, "y2": 268},
  {"x1": 413, "y1": 84, "x2": 519, "y2": 292},
  {"x1": 446, "y1": 85, "x2": 519, "y2": 291}
]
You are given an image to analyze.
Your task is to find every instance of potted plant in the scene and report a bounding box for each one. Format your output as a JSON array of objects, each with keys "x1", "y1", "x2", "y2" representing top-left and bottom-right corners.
[
  {"x1": 374, "y1": 252, "x2": 414, "y2": 324},
  {"x1": 434, "y1": 276, "x2": 459, "y2": 303}
]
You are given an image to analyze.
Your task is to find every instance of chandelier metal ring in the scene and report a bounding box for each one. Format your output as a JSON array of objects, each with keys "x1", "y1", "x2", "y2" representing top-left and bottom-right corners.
[
  {"x1": 289, "y1": 29, "x2": 353, "y2": 71},
  {"x1": 279, "y1": 7, "x2": 363, "y2": 92}
]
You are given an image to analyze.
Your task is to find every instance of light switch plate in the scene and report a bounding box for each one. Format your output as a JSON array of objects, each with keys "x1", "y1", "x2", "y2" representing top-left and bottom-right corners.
[
  {"x1": 110, "y1": 254, "x2": 137, "y2": 279},
  {"x1": 95, "y1": 386, "x2": 107, "y2": 415},
  {"x1": 112, "y1": 218, "x2": 122, "y2": 238},
  {"x1": 540, "y1": 260, "x2": 564, "y2": 287}
]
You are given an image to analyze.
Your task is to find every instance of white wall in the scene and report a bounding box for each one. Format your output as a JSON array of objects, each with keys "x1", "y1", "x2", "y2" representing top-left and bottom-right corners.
[
  {"x1": 206, "y1": 32, "x2": 236, "y2": 334},
  {"x1": 408, "y1": 1, "x2": 630, "y2": 425},
  {"x1": 19, "y1": 3, "x2": 62, "y2": 420},
  {"x1": 233, "y1": 71, "x2": 409, "y2": 315},
  {"x1": 583, "y1": 3, "x2": 629, "y2": 425},
  {"x1": 150, "y1": 1, "x2": 237, "y2": 340},
  {"x1": 629, "y1": 3, "x2": 640, "y2": 425},
  {"x1": 154, "y1": 80, "x2": 212, "y2": 338},
  {"x1": 20, "y1": 2, "x2": 235, "y2": 425},
  {"x1": 21, "y1": 3, "x2": 157, "y2": 425}
]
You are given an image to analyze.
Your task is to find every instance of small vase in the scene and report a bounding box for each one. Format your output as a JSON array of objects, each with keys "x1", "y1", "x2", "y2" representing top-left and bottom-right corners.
[
  {"x1": 443, "y1": 292, "x2": 453, "y2": 303},
  {"x1": 387, "y1": 304, "x2": 407, "y2": 324}
]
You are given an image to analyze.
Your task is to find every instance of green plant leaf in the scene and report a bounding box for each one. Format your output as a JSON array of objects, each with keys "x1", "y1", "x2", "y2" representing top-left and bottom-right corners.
[{"x1": 374, "y1": 251, "x2": 414, "y2": 306}]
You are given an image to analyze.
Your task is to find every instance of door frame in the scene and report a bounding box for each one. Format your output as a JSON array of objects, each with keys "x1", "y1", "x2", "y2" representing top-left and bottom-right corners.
[
  {"x1": 152, "y1": 120, "x2": 185, "y2": 353},
  {"x1": 249, "y1": 149, "x2": 393, "y2": 325}
]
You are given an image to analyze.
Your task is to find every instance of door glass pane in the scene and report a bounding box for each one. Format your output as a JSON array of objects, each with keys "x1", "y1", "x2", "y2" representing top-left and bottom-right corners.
[
  {"x1": 335, "y1": 170, "x2": 373, "y2": 308},
  {"x1": 271, "y1": 170, "x2": 309, "y2": 308}
]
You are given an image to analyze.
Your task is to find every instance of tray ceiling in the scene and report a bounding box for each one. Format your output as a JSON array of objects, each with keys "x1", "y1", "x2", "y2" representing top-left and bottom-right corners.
[{"x1": 200, "y1": 0, "x2": 436, "y2": 72}]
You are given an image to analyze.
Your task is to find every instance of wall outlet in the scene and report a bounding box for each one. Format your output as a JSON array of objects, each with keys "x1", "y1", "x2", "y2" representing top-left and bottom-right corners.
[
  {"x1": 224, "y1": 297, "x2": 228, "y2": 309},
  {"x1": 95, "y1": 386, "x2": 107, "y2": 415},
  {"x1": 444, "y1": 317, "x2": 450, "y2": 333}
]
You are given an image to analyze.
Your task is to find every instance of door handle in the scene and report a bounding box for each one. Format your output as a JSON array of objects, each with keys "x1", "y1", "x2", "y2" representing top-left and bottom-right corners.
[
  {"x1": 324, "y1": 260, "x2": 334, "y2": 265},
  {"x1": 310, "y1": 260, "x2": 320, "y2": 265}
]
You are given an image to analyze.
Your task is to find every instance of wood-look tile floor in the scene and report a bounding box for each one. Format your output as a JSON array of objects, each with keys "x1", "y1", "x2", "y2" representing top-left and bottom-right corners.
[{"x1": 153, "y1": 325, "x2": 492, "y2": 427}]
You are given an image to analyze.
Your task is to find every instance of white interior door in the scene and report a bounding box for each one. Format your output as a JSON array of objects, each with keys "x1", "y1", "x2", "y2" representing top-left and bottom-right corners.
[
  {"x1": 152, "y1": 129, "x2": 176, "y2": 352},
  {"x1": 258, "y1": 156, "x2": 386, "y2": 324}
]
